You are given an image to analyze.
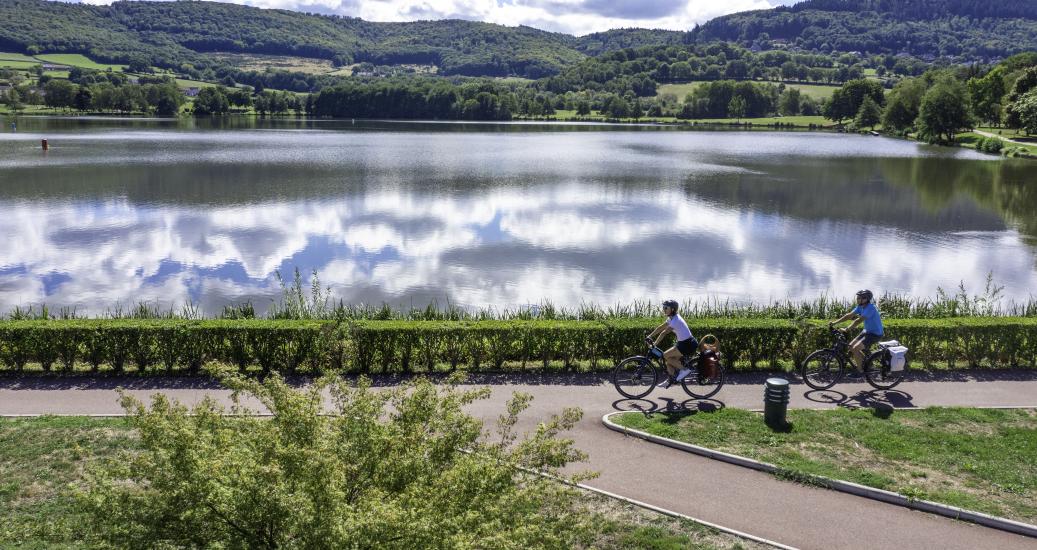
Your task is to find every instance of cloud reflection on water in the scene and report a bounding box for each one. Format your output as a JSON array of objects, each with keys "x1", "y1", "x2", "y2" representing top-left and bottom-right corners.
[{"x1": 0, "y1": 122, "x2": 1035, "y2": 315}]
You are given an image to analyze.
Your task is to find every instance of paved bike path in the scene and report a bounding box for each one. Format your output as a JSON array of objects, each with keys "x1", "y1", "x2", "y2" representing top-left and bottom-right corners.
[{"x1": 2, "y1": 371, "x2": 1036, "y2": 550}]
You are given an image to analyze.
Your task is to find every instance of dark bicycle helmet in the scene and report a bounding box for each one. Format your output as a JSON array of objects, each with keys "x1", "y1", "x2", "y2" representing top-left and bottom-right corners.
[
  {"x1": 662, "y1": 299, "x2": 679, "y2": 311},
  {"x1": 856, "y1": 289, "x2": 874, "y2": 302}
]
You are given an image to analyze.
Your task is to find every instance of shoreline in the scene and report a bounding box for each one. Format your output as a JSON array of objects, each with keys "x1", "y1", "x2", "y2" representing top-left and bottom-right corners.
[{"x1": 6, "y1": 112, "x2": 1032, "y2": 158}]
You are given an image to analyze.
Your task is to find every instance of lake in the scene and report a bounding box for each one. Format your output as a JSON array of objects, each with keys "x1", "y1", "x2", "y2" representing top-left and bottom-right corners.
[{"x1": 1, "y1": 117, "x2": 1035, "y2": 316}]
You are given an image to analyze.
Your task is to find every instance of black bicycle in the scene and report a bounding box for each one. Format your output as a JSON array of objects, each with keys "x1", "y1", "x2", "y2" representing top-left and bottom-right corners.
[
  {"x1": 612, "y1": 338, "x2": 726, "y2": 400},
  {"x1": 800, "y1": 328, "x2": 906, "y2": 390}
]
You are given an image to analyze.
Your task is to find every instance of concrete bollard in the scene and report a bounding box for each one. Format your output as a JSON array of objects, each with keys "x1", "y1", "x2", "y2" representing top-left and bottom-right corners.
[{"x1": 764, "y1": 377, "x2": 790, "y2": 430}]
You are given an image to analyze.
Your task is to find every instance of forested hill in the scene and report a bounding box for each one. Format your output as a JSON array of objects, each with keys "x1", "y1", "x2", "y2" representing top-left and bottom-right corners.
[
  {"x1": 0, "y1": 0, "x2": 683, "y2": 78},
  {"x1": 691, "y1": 0, "x2": 1037, "y2": 59},
  {"x1": 2, "y1": 0, "x2": 1036, "y2": 80}
]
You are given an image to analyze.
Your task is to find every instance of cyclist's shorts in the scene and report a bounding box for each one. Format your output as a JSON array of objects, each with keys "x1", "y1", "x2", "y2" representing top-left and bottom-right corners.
[
  {"x1": 858, "y1": 331, "x2": 882, "y2": 348},
  {"x1": 676, "y1": 337, "x2": 698, "y2": 356}
]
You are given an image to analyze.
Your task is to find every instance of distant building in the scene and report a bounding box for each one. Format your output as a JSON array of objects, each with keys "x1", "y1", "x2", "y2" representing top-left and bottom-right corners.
[
  {"x1": 41, "y1": 63, "x2": 68, "y2": 71},
  {"x1": 184, "y1": 87, "x2": 200, "y2": 97}
]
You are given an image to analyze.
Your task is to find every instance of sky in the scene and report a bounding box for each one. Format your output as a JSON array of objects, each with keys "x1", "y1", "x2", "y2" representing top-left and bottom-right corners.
[{"x1": 67, "y1": 0, "x2": 801, "y2": 36}]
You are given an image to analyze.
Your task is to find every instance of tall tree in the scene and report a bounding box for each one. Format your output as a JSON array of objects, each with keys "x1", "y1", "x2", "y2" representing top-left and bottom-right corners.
[
  {"x1": 193, "y1": 86, "x2": 230, "y2": 116},
  {"x1": 1012, "y1": 89, "x2": 1037, "y2": 135},
  {"x1": 916, "y1": 77, "x2": 973, "y2": 143},
  {"x1": 1003, "y1": 67, "x2": 1037, "y2": 128},
  {"x1": 824, "y1": 79, "x2": 884, "y2": 124},
  {"x1": 779, "y1": 87, "x2": 801, "y2": 116},
  {"x1": 43, "y1": 79, "x2": 77, "y2": 110},
  {"x1": 968, "y1": 66, "x2": 1007, "y2": 126},
  {"x1": 854, "y1": 95, "x2": 882, "y2": 129},
  {"x1": 881, "y1": 77, "x2": 927, "y2": 132}
]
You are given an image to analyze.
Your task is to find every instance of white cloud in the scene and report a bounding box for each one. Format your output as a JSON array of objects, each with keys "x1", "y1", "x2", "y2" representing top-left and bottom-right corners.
[{"x1": 64, "y1": 0, "x2": 798, "y2": 36}]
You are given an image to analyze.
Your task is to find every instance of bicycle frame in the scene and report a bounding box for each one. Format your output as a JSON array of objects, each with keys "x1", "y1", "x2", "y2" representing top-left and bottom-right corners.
[
  {"x1": 647, "y1": 344, "x2": 698, "y2": 373},
  {"x1": 826, "y1": 329, "x2": 863, "y2": 369}
]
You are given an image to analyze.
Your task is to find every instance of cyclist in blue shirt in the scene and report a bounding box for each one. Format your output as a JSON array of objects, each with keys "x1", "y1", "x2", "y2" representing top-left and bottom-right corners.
[
  {"x1": 647, "y1": 299, "x2": 698, "y2": 388},
  {"x1": 830, "y1": 289, "x2": 884, "y2": 373}
]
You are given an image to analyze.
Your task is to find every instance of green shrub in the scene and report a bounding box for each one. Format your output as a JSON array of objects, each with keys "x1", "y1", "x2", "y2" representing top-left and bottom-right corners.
[
  {"x1": 0, "y1": 317, "x2": 1034, "y2": 375},
  {"x1": 75, "y1": 374, "x2": 590, "y2": 548},
  {"x1": 977, "y1": 135, "x2": 1006, "y2": 154}
]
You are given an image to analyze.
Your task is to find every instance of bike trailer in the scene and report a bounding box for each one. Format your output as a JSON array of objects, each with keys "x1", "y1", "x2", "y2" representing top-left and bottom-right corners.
[{"x1": 879, "y1": 340, "x2": 909, "y2": 372}]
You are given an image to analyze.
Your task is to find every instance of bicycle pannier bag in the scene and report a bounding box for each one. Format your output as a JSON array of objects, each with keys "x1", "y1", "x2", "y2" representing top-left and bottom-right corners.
[
  {"x1": 888, "y1": 346, "x2": 908, "y2": 372},
  {"x1": 698, "y1": 335, "x2": 720, "y2": 378},
  {"x1": 699, "y1": 351, "x2": 719, "y2": 379}
]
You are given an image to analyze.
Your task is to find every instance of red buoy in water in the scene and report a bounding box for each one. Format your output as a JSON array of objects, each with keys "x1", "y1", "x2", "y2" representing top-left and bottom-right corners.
[{"x1": 41, "y1": 139, "x2": 48, "y2": 151}]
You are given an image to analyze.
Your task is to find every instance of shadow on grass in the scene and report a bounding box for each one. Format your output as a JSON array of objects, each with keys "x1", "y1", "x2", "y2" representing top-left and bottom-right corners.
[{"x1": 766, "y1": 420, "x2": 795, "y2": 433}]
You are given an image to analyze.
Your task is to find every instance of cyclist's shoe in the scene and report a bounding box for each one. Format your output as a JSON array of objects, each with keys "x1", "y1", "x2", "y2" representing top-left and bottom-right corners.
[
  {"x1": 675, "y1": 368, "x2": 692, "y2": 382},
  {"x1": 658, "y1": 378, "x2": 674, "y2": 389}
]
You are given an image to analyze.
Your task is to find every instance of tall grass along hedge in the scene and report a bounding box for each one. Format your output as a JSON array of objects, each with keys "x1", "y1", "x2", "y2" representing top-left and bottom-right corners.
[{"x1": 0, "y1": 318, "x2": 1034, "y2": 375}]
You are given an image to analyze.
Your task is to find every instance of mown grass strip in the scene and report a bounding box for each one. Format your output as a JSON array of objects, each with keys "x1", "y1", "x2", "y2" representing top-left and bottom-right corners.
[{"x1": 613, "y1": 407, "x2": 1037, "y2": 524}]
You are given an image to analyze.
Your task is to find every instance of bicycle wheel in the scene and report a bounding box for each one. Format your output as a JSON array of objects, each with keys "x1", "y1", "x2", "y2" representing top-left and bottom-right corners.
[
  {"x1": 863, "y1": 350, "x2": 904, "y2": 390},
  {"x1": 612, "y1": 357, "x2": 658, "y2": 399},
  {"x1": 800, "y1": 349, "x2": 843, "y2": 390},
  {"x1": 681, "y1": 361, "x2": 725, "y2": 399}
]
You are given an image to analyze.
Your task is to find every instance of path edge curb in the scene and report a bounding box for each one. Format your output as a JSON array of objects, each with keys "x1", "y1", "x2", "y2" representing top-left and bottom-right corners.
[{"x1": 602, "y1": 411, "x2": 1037, "y2": 539}]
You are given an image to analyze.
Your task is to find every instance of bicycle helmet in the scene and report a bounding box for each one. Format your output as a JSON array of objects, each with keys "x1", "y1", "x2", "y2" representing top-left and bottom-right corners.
[
  {"x1": 856, "y1": 289, "x2": 874, "y2": 303},
  {"x1": 662, "y1": 299, "x2": 679, "y2": 312}
]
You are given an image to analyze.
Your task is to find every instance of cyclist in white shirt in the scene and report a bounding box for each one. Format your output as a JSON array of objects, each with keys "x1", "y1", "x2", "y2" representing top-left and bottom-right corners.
[{"x1": 646, "y1": 299, "x2": 698, "y2": 388}]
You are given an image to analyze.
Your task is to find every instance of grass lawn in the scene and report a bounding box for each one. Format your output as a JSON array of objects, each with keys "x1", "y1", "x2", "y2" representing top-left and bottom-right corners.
[
  {"x1": 783, "y1": 82, "x2": 839, "y2": 100},
  {"x1": 539, "y1": 110, "x2": 826, "y2": 127},
  {"x1": 175, "y1": 78, "x2": 214, "y2": 89},
  {"x1": 975, "y1": 127, "x2": 1036, "y2": 142},
  {"x1": 614, "y1": 407, "x2": 1037, "y2": 524},
  {"x1": 35, "y1": 53, "x2": 126, "y2": 72},
  {"x1": 208, "y1": 52, "x2": 335, "y2": 74},
  {"x1": 688, "y1": 115, "x2": 827, "y2": 126},
  {"x1": 958, "y1": 132, "x2": 1037, "y2": 157},
  {"x1": 657, "y1": 81, "x2": 839, "y2": 101},
  {"x1": 0, "y1": 59, "x2": 39, "y2": 70},
  {"x1": 0, "y1": 416, "x2": 761, "y2": 549},
  {"x1": 0, "y1": 51, "x2": 39, "y2": 62},
  {"x1": 0, "y1": 416, "x2": 138, "y2": 546},
  {"x1": 655, "y1": 82, "x2": 706, "y2": 98}
]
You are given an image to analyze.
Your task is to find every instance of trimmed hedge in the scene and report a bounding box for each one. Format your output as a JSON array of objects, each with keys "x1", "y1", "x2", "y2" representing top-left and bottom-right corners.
[{"x1": 0, "y1": 318, "x2": 1035, "y2": 375}]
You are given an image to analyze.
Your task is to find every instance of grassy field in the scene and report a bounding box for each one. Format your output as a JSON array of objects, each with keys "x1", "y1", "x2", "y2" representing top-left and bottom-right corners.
[
  {"x1": 975, "y1": 127, "x2": 1036, "y2": 141},
  {"x1": 35, "y1": 53, "x2": 126, "y2": 71},
  {"x1": 655, "y1": 82, "x2": 705, "y2": 98},
  {"x1": 174, "y1": 77, "x2": 215, "y2": 89},
  {"x1": 208, "y1": 52, "x2": 335, "y2": 74},
  {"x1": 657, "y1": 81, "x2": 839, "y2": 101},
  {"x1": 686, "y1": 115, "x2": 827, "y2": 126},
  {"x1": 543, "y1": 109, "x2": 827, "y2": 127},
  {"x1": 784, "y1": 82, "x2": 839, "y2": 100},
  {"x1": 0, "y1": 59, "x2": 38, "y2": 70},
  {"x1": 615, "y1": 407, "x2": 1037, "y2": 524},
  {"x1": 0, "y1": 51, "x2": 38, "y2": 62},
  {"x1": 0, "y1": 416, "x2": 762, "y2": 549},
  {"x1": 958, "y1": 132, "x2": 1037, "y2": 157}
]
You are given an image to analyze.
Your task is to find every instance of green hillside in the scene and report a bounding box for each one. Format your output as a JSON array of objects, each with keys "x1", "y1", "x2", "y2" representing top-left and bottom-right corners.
[
  {"x1": 692, "y1": 0, "x2": 1037, "y2": 58},
  {"x1": 2, "y1": 0, "x2": 1036, "y2": 84}
]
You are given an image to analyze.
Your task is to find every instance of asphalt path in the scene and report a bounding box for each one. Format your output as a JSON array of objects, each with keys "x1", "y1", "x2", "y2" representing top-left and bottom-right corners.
[{"x1": 2, "y1": 370, "x2": 1036, "y2": 550}]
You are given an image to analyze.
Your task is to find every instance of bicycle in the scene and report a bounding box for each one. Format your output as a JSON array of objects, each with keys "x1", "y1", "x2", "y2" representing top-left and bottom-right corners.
[
  {"x1": 800, "y1": 327, "x2": 906, "y2": 391},
  {"x1": 612, "y1": 337, "x2": 726, "y2": 400}
]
